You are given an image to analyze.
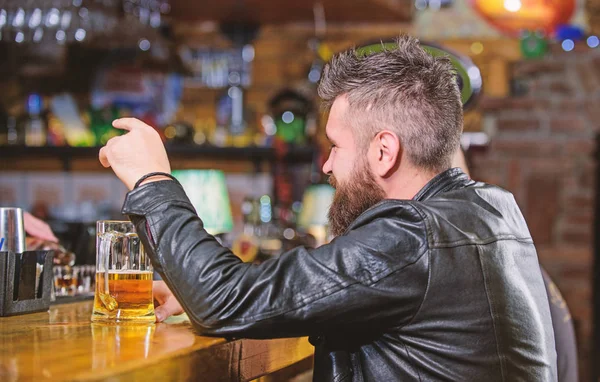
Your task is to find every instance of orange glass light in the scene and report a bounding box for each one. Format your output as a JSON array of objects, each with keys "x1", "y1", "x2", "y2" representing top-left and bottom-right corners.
[{"x1": 469, "y1": 0, "x2": 575, "y2": 36}]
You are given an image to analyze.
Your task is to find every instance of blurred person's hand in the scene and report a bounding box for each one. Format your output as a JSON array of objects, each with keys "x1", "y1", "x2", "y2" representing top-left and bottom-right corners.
[
  {"x1": 153, "y1": 280, "x2": 184, "y2": 322},
  {"x1": 23, "y1": 212, "x2": 58, "y2": 242},
  {"x1": 99, "y1": 118, "x2": 171, "y2": 190}
]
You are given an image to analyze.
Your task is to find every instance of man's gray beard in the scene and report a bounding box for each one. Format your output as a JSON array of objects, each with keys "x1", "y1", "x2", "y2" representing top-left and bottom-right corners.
[{"x1": 327, "y1": 164, "x2": 386, "y2": 237}]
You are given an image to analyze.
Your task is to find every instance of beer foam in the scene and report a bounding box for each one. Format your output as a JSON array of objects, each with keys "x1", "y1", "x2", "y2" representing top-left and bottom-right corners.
[{"x1": 105, "y1": 270, "x2": 153, "y2": 274}]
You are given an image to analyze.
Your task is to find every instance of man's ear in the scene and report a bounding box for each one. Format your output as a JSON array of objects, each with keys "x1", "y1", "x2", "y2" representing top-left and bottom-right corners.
[{"x1": 370, "y1": 130, "x2": 401, "y2": 178}]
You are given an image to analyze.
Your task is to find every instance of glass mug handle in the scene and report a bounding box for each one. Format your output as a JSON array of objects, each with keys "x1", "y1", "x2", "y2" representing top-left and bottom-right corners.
[{"x1": 99, "y1": 232, "x2": 118, "y2": 311}]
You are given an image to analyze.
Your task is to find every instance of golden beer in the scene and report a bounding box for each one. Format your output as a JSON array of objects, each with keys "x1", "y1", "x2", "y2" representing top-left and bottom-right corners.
[{"x1": 91, "y1": 270, "x2": 154, "y2": 323}]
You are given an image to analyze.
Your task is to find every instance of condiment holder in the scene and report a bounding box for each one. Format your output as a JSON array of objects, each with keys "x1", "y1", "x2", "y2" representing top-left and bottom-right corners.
[{"x1": 0, "y1": 250, "x2": 53, "y2": 317}]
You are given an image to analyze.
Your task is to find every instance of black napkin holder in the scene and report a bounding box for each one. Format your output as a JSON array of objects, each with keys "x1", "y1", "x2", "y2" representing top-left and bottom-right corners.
[{"x1": 0, "y1": 251, "x2": 53, "y2": 317}]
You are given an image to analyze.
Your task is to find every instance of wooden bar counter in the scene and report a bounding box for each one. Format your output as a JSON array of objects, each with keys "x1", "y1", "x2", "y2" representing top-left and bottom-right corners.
[{"x1": 0, "y1": 301, "x2": 313, "y2": 381}]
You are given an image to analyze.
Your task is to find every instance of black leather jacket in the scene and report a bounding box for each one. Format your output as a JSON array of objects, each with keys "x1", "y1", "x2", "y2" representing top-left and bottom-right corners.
[{"x1": 122, "y1": 168, "x2": 557, "y2": 381}]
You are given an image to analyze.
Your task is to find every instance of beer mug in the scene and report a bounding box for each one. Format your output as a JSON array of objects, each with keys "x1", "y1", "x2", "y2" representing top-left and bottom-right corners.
[{"x1": 91, "y1": 221, "x2": 155, "y2": 323}]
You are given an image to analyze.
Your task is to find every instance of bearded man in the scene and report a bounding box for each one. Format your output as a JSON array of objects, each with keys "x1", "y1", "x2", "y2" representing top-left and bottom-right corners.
[{"x1": 99, "y1": 35, "x2": 557, "y2": 381}]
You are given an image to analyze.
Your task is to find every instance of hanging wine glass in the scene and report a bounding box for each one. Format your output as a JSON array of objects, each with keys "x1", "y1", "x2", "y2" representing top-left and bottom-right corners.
[{"x1": 0, "y1": 0, "x2": 170, "y2": 45}]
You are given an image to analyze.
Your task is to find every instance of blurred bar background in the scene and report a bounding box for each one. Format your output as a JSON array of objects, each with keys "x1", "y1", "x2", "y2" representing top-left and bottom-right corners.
[{"x1": 0, "y1": 0, "x2": 598, "y2": 379}]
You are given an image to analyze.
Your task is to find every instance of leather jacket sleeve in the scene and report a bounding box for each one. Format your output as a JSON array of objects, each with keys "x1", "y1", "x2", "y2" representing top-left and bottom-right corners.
[{"x1": 122, "y1": 180, "x2": 429, "y2": 339}]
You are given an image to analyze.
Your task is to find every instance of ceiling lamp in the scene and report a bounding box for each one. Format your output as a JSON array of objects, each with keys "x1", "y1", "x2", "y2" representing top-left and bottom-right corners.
[{"x1": 469, "y1": 0, "x2": 575, "y2": 36}]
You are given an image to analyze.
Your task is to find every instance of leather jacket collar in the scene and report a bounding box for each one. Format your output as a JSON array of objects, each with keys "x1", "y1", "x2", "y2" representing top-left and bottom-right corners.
[
  {"x1": 343, "y1": 168, "x2": 474, "y2": 236},
  {"x1": 413, "y1": 167, "x2": 474, "y2": 202}
]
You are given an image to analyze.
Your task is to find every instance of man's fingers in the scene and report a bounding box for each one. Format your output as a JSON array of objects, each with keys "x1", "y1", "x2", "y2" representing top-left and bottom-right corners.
[
  {"x1": 98, "y1": 146, "x2": 111, "y2": 168},
  {"x1": 99, "y1": 136, "x2": 122, "y2": 168},
  {"x1": 155, "y1": 297, "x2": 183, "y2": 322},
  {"x1": 112, "y1": 118, "x2": 149, "y2": 131},
  {"x1": 152, "y1": 281, "x2": 183, "y2": 322},
  {"x1": 153, "y1": 280, "x2": 170, "y2": 296}
]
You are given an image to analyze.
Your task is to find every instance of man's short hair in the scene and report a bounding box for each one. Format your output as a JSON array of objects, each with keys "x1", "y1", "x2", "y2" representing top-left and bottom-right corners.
[{"x1": 318, "y1": 35, "x2": 463, "y2": 172}]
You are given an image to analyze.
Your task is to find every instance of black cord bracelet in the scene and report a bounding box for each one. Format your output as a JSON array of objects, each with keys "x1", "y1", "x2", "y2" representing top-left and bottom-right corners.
[{"x1": 134, "y1": 172, "x2": 179, "y2": 189}]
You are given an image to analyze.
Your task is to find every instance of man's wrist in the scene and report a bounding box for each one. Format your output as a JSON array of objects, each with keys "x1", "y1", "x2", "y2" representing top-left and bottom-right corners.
[
  {"x1": 138, "y1": 176, "x2": 173, "y2": 187},
  {"x1": 133, "y1": 172, "x2": 176, "y2": 189}
]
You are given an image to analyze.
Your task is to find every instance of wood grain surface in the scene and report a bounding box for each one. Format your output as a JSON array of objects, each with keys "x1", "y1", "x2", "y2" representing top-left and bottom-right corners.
[{"x1": 0, "y1": 301, "x2": 313, "y2": 381}]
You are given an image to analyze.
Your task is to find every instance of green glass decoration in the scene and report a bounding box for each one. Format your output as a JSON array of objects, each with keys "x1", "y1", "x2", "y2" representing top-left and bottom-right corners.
[
  {"x1": 275, "y1": 114, "x2": 306, "y2": 144},
  {"x1": 520, "y1": 31, "x2": 549, "y2": 59},
  {"x1": 171, "y1": 170, "x2": 234, "y2": 235},
  {"x1": 268, "y1": 89, "x2": 313, "y2": 145}
]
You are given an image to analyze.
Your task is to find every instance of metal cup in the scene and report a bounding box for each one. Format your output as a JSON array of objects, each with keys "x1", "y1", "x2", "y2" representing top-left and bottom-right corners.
[{"x1": 0, "y1": 207, "x2": 25, "y2": 253}]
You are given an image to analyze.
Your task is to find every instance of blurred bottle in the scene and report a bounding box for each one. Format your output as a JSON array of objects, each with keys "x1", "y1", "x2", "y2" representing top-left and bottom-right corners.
[
  {"x1": 214, "y1": 70, "x2": 258, "y2": 148},
  {"x1": 46, "y1": 110, "x2": 67, "y2": 146},
  {"x1": 214, "y1": 87, "x2": 233, "y2": 147},
  {"x1": 254, "y1": 195, "x2": 283, "y2": 261},
  {"x1": 24, "y1": 94, "x2": 47, "y2": 146},
  {"x1": 232, "y1": 196, "x2": 260, "y2": 263},
  {"x1": 192, "y1": 113, "x2": 210, "y2": 146},
  {"x1": 6, "y1": 115, "x2": 22, "y2": 145},
  {"x1": 227, "y1": 73, "x2": 246, "y2": 146},
  {"x1": 163, "y1": 121, "x2": 194, "y2": 145},
  {"x1": 163, "y1": 106, "x2": 194, "y2": 145},
  {"x1": 0, "y1": 105, "x2": 21, "y2": 145},
  {"x1": 50, "y1": 93, "x2": 95, "y2": 147},
  {"x1": 0, "y1": 105, "x2": 6, "y2": 145}
]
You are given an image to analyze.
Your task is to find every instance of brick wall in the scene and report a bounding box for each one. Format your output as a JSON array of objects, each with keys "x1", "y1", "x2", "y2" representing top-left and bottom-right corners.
[
  {"x1": 468, "y1": 44, "x2": 599, "y2": 380},
  {"x1": 588, "y1": 0, "x2": 600, "y2": 37}
]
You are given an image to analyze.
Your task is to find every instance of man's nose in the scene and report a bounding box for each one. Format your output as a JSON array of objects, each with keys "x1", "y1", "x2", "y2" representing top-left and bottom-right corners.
[{"x1": 322, "y1": 155, "x2": 332, "y2": 175}]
